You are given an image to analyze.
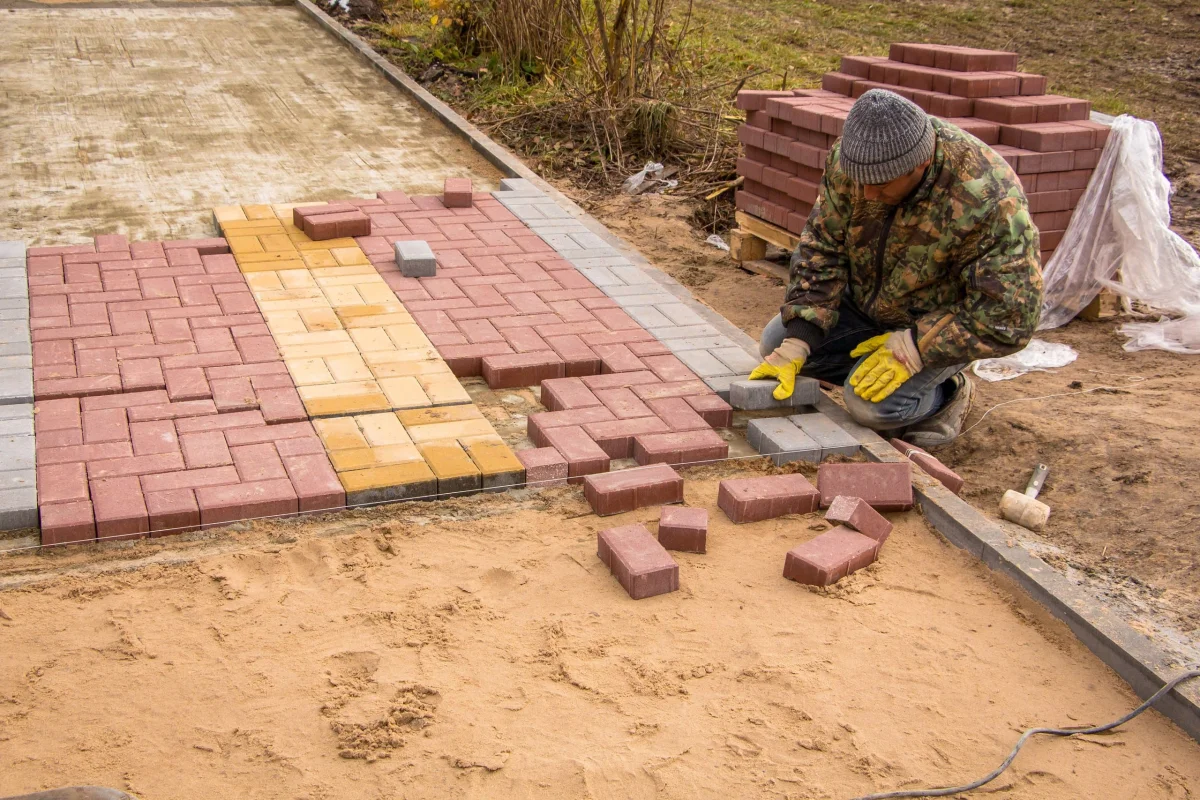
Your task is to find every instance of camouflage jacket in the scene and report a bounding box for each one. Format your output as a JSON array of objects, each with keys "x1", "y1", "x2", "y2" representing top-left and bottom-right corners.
[{"x1": 782, "y1": 118, "x2": 1043, "y2": 369}]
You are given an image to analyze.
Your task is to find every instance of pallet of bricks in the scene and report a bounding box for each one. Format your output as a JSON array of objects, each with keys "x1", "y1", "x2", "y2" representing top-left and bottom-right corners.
[{"x1": 734, "y1": 42, "x2": 1108, "y2": 267}]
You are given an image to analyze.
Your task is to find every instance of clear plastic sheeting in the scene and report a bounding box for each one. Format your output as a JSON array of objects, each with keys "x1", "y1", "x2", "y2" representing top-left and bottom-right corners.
[
  {"x1": 972, "y1": 339, "x2": 1078, "y2": 382},
  {"x1": 1038, "y1": 115, "x2": 1200, "y2": 353}
]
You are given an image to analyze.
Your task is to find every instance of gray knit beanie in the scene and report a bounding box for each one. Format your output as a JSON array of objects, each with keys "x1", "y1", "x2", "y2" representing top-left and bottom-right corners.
[{"x1": 839, "y1": 89, "x2": 936, "y2": 185}]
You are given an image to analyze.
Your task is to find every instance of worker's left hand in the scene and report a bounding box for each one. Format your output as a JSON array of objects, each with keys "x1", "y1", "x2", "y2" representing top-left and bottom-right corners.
[{"x1": 849, "y1": 330, "x2": 924, "y2": 403}]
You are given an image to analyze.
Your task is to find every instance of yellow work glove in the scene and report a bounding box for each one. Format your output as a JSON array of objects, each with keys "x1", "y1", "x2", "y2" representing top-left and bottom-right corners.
[
  {"x1": 849, "y1": 330, "x2": 924, "y2": 403},
  {"x1": 749, "y1": 338, "x2": 811, "y2": 400}
]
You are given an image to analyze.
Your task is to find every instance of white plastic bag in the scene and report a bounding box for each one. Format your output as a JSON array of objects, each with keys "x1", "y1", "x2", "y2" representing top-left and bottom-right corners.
[
  {"x1": 622, "y1": 162, "x2": 664, "y2": 194},
  {"x1": 1038, "y1": 115, "x2": 1200, "y2": 352},
  {"x1": 705, "y1": 234, "x2": 730, "y2": 252},
  {"x1": 972, "y1": 339, "x2": 1078, "y2": 382}
]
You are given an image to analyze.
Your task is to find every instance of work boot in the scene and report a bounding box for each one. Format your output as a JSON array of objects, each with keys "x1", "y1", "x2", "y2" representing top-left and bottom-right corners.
[{"x1": 902, "y1": 373, "x2": 974, "y2": 449}]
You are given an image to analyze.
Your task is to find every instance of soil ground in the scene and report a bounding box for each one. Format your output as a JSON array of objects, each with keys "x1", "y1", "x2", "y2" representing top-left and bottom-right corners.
[
  {"x1": 583, "y1": 189, "x2": 1200, "y2": 651},
  {"x1": 0, "y1": 4, "x2": 501, "y2": 246},
  {"x1": 3, "y1": 466, "x2": 1200, "y2": 799}
]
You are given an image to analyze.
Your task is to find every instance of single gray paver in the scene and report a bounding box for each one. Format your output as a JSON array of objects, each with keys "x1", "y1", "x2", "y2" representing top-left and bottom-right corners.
[
  {"x1": 626, "y1": 304, "x2": 674, "y2": 329},
  {"x1": 747, "y1": 418, "x2": 822, "y2": 465},
  {"x1": 675, "y1": 348, "x2": 735, "y2": 379},
  {"x1": 790, "y1": 412, "x2": 862, "y2": 458},
  {"x1": 710, "y1": 346, "x2": 759, "y2": 375},
  {"x1": 729, "y1": 378, "x2": 821, "y2": 410},
  {"x1": 665, "y1": 335, "x2": 740, "y2": 352},
  {"x1": 395, "y1": 239, "x2": 436, "y2": 277},
  {"x1": 0, "y1": 402, "x2": 36, "y2": 531},
  {"x1": 656, "y1": 303, "x2": 708, "y2": 327},
  {"x1": 648, "y1": 324, "x2": 720, "y2": 340}
]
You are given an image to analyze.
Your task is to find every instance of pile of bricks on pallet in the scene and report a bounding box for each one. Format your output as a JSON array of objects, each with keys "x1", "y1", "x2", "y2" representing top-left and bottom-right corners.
[{"x1": 736, "y1": 43, "x2": 1107, "y2": 264}]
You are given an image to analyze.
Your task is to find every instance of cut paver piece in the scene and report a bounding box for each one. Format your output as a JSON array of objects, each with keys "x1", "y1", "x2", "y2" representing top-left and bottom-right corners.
[
  {"x1": 517, "y1": 447, "x2": 568, "y2": 488},
  {"x1": 658, "y1": 505, "x2": 707, "y2": 553},
  {"x1": 482, "y1": 351, "x2": 565, "y2": 389},
  {"x1": 729, "y1": 378, "x2": 821, "y2": 410},
  {"x1": 443, "y1": 177, "x2": 474, "y2": 208},
  {"x1": 890, "y1": 438, "x2": 964, "y2": 494},
  {"x1": 583, "y1": 462, "x2": 684, "y2": 516},
  {"x1": 718, "y1": 473, "x2": 820, "y2": 523},
  {"x1": 747, "y1": 417, "x2": 821, "y2": 465},
  {"x1": 817, "y1": 462, "x2": 913, "y2": 511},
  {"x1": 824, "y1": 495, "x2": 892, "y2": 543},
  {"x1": 542, "y1": 425, "x2": 610, "y2": 482},
  {"x1": 783, "y1": 527, "x2": 881, "y2": 586},
  {"x1": 684, "y1": 393, "x2": 733, "y2": 428},
  {"x1": 597, "y1": 523, "x2": 680, "y2": 599},
  {"x1": 633, "y1": 429, "x2": 728, "y2": 467},
  {"x1": 395, "y1": 240, "x2": 437, "y2": 278},
  {"x1": 790, "y1": 412, "x2": 861, "y2": 458}
]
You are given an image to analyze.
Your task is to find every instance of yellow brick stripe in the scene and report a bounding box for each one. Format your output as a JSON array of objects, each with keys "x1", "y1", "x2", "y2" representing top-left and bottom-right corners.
[{"x1": 214, "y1": 203, "x2": 523, "y2": 503}]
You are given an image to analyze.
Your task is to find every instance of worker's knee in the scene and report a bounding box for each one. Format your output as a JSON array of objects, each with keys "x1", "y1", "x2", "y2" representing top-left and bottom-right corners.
[
  {"x1": 759, "y1": 314, "x2": 786, "y2": 359},
  {"x1": 842, "y1": 383, "x2": 926, "y2": 431}
]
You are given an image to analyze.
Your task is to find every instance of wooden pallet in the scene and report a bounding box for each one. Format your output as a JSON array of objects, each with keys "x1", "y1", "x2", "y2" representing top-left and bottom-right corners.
[{"x1": 729, "y1": 211, "x2": 797, "y2": 282}]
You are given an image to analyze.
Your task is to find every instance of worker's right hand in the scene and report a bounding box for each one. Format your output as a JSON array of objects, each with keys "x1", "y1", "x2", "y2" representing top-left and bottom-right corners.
[{"x1": 748, "y1": 338, "x2": 811, "y2": 400}]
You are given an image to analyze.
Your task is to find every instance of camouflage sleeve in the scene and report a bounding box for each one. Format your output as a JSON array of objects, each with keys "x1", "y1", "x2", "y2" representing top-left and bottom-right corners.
[
  {"x1": 914, "y1": 195, "x2": 1043, "y2": 368},
  {"x1": 781, "y1": 149, "x2": 853, "y2": 344}
]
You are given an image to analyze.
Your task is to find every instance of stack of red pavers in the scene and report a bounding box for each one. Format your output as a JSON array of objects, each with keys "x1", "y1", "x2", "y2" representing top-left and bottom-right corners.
[{"x1": 735, "y1": 43, "x2": 1108, "y2": 265}]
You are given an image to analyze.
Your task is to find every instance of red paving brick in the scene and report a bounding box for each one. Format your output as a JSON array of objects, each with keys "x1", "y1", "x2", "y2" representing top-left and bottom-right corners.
[
  {"x1": 632, "y1": 429, "x2": 728, "y2": 467},
  {"x1": 718, "y1": 474, "x2": 821, "y2": 524},
  {"x1": 824, "y1": 495, "x2": 893, "y2": 543},
  {"x1": 597, "y1": 523, "x2": 679, "y2": 600},
  {"x1": 517, "y1": 447, "x2": 568, "y2": 488},
  {"x1": 658, "y1": 506, "x2": 707, "y2": 553},
  {"x1": 817, "y1": 462, "x2": 914, "y2": 511},
  {"x1": 28, "y1": 235, "x2": 340, "y2": 544},
  {"x1": 783, "y1": 527, "x2": 881, "y2": 586},
  {"x1": 583, "y1": 463, "x2": 684, "y2": 516}
]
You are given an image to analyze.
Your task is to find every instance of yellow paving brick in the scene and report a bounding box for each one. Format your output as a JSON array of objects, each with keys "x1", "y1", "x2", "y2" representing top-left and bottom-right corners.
[
  {"x1": 405, "y1": 418, "x2": 495, "y2": 444},
  {"x1": 314, "y1": 271, "x2": 384, "y2": 287},
  {"x1": 213, "y1": 205, "x2": 247, "y2": 223},
  {"x1": 275, "y1": 329, "x2": 351, "y2": 347},
  {"x1": 258, "y1": 233, "x2": 297, "y2": 253},
  {"x1": 418, "y1": 441, "x2": 481, "y2": 495},
  {"x1": 385, "y1": 324, "x2": 431, "y2": 350},
  {"x1": 243, "y1": 204, "x2": 276, "y2": 220},
  {"x1": 245, "y1": 272, "x2": 284, "y2": 291},
  {"x1": 221, "y1": 220, "x2": 285, "y2": 234},
  {"x1": 323, "y1": 284, "x2": 365, "y2": 307},
  {"x1": 314, "y1": 417, "x2": 369, "y2": 451},
  {"x1": 397, "y1": 405, "x2": 484, "y2": 427},
  {"x1": 378, "y1": 376, "x2": 431, "y2": 410},
  {"x1": 303, "y1": 392, "x2": 393, "y2": 418},
  {"x1": 311, "y1": 264, "x2": 377, "y2": 278},
  {"x1": 367, "y1": 357, "x2": 447, "y2": 379},
  {"x1": 355, "y1": 413, "x2": 411, "y2": 447},
  {"x1": 356, "y1": 282, "x2": 398, "y2": 305},
  {"x1": 419, "y1": 372, "x2": 472, "y2": 406},
  {"x1": 463, "y1": 437, "x2": 525, "y2": 486},
  {"x1": 227, "y1": 236, "x2": 265, "y2": 254},
  {"x1": 301, "y1": 250, "x2": 339, "y2": 269},
  {"x1": 326, "y1": 354, "x2": 373, "y2": 383},
  {"x1": 284, "y1": 357, "x2": 335, "y2": 386},
  {"x1": 279, "y1": 341, "x2": 360, "y2": 360},
  {"x1": 331, "y1": 247, "x2": 370, "y2": 266},
  {"x1": 239, "y1": 250, "x2": 302, "y2": 264},
  {"x1": 263, "y1": 311, "x2": 307, "y2": 336},
  {"x1": 338, "y1": 302, "x2": 407, "y2": 317},
  {"x1": 364, "y1": 347, "x2": 440, "y2": 365},
  {"x1": 297, "y1": 237, "x2": 358, "y2": 251},
  {"x1": 299, "y1": 307, "x2": 342, "y2": 332},
  {"x1": 330, "y1": 444, "x2": 424, "y2": 472},
  {"x1": 279, "y1": 269, "x2": 317, "y2": 289},
  {"x1": 239, "y1": 259, "x2": 307, "y2": 273},
  {"x1": 257, "y1": 288, "x2": 324, "y2": 302},
  {"x1": 348, "y1": 328, "x2": 398, "y2": 353},
  {"x1": 341, "y1": 313, "x2": 412, "y2": 329},
  {"x1": 257, "y1": 296, "x2": 331, "y2": 312},
  {"x1": 338, "y1": 462, "x2": 436, "y2": 498}
]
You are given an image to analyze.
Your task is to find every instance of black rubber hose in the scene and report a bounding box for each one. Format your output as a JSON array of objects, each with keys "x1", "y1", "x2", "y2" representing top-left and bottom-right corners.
[{"x1": 851, "y1": 669, "x2": 1200, "y2": 799}]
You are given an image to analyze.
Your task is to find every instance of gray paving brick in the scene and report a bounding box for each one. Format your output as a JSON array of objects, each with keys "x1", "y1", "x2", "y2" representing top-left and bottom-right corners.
[
  {"x1": 729, "y1": 378, "x2": 821, "y2": 410},
  {"x1": 572, "y1": 256, "x2": 630, "y2": 269},
  {"x1": 710, "y1": 346, "x2": 759, "y2": 374},
  {"x1": 395, "y1": 240, "x2": 436, "y2": 278},
  {"x1": 0, "y1": 403, "x2": 32, "y2": 421},
  {"x1": 0, "y1": 321, "x2": 31, "y2": 342},
  {"x1": 0, "y1": 356, "x2": 31, "y2": 370},
  {"x1": 789, "y1": 412, "x2": 861, "y2": 458},
  {"x1": 665, "y1": 335, "x2": 739, "y2": 352},
  {"x1": 0, "y1": 468, "x2": 34, "y2": 491},
  {"x1": 703, "y1": 374, "x2": 738, "y2": 399},
  {"x1": 0, "y1": 259, "x2": 24, "y2": 270},
  {"x1": 0, "y1": 299, "x2": 28, "y2": 310},
  {"x1": 527, "y1": 222, "x2": 590, "y2": 236},
  {"x1": 570, "y1": 231, "x2": 610, "y2": 250},
  {"x1": 579, "y1": 266, "x2": 626, "y2": 287},
  {"x1": 0, "y1": 415, "x2": 32, "y2": 436},
  {"x1": 0, "y1": 309, "x2": 28, "y2": 321},
  {"x1": 648, "y1": 324, "x2": 720, "y2": 340},
  {"x1": 0, "y1": 278, "x2": 28, "y2": 299},
  {"x1": 0, "y1": 435, "x2": 35, "y2": 469},
  {"x1": 608, "y1": 265, "x2": 654, "y2": 285},
  {"x1": 601, "y1": 284, "x2": 674, "y2": 300},
  {"x1": 675, "y1": 348, "x2": 735, "y2": 378},
  {"x1": 0, "y1": 372, "x2": 33, "y2": 405},
  {"x1": 0, "y1": 242, "x2": 25, "y2": 260},
  {"x1": 0, "y1": 342, "x2": 31, "y2": 357},
  {"x1": 0, "y1": 487, "x2": 38, "y2": 531},
  {"x1": 747, "y1": 418, "x2": 822, "y2": 465},
  {"x1": 502, "y1": 202, "x2": 544, "y2": 220},
  {"x1": 542, "y1": 233, "x2": 583, "y2": 252},
  {"x1": 532, "y1": 203, "x2": 571, "y2": 219},
  {"x1": 498, "y1": 178, "x2": 541, "y2": 195},
  {"x1": 656, "y1": 303, "x2": 708, "y2": 327},
  {"x1": 626, "y1": 304, "x2": 674, "y2": 328},
  {"x1": 607, "y1": 291, "x2": 678, "y2": 306}
]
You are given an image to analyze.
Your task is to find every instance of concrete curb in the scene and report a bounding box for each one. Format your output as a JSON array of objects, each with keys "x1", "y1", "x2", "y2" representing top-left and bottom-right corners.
[{"x1": 300, "y1": 0, "x2": 1200, "y2": 743}]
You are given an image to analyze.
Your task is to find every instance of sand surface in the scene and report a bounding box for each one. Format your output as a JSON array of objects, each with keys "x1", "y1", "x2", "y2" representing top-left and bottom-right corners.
[
  {"x1": 0, "y1": 4, "x2": 501, "y2": 246},
  {"x1": 2, "y1": 464, "x2": 1198, "y2": 799}
]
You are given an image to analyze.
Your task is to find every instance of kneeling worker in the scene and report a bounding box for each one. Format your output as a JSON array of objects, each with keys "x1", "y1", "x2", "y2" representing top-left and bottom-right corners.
[{"x1": 752, "y1": 89, "x2": 1044, "y2": 447}]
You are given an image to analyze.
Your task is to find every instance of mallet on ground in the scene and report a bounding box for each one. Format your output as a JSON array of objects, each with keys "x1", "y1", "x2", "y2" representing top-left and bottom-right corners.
[{"x1": 1000, "y1": 463, "x2": 1050, "y2": 531}]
